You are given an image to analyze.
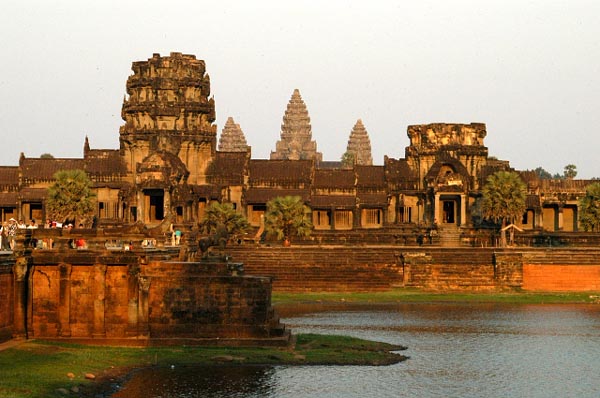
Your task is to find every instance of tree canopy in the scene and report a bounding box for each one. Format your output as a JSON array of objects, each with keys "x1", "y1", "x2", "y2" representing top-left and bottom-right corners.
[
  {"x1": 563, "y1": 164, "x2": 577, "y2": 179},
  {"x1": 481, "y1": 171, "x2": 527, "y2": 226},
  {"x1": 533, "y1": 167, "x2": 553, "y2": 180},
  {"x1": 264, "y1": 196, "x2": 312, "y2": 242},
  {"x1": 46, "y1": 169, "x2": 96, "y2": 225},
  {"x1": 341, "y1": 151, "x2": 355, "y2": 168},
  {"x1": 200, "y1": 202, "x2": 250, "y2": 237},
  {"x1": 579, "y1": 182, "x2": 600, "y2": 232}
]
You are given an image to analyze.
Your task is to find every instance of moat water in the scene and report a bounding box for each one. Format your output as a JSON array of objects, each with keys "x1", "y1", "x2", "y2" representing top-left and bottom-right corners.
[{"x1": 112, "y1": 303, "x2": 600, "y2": 398}]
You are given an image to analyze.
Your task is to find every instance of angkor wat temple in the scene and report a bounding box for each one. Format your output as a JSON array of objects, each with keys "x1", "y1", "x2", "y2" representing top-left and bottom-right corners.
[{"x1": 0, "y1": 52, "x2": 593, "y2": 238}]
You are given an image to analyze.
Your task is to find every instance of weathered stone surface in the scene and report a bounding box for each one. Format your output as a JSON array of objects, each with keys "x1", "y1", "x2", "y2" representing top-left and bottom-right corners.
[
  {"x1": 20, "y1": 248, "x2": 287, "y2": 345},
  {"x1": 345, "y1": 119, "x2": 373, "y2": 166},
  {"x1": 271, "y1": 89, "x2": 322, "y2": 162},
  {"x1": 218, "y1": 117, "x2": 249, "y2": 152}
]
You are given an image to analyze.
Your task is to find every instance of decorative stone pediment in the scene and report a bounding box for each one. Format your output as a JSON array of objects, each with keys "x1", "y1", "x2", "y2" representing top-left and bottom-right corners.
[
  {"x1": 136, "y1": 151, "x2": 189, "y2": 187},
  {"x1": 425, "y1": 160, "x2": 471, "y2": 192}
]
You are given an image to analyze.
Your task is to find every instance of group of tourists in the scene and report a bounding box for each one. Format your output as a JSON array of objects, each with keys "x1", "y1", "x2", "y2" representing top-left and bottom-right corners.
[
  {"x1": 0, "y1": 218, "x2": 18, "y2": 250},
  {"x1": 0, "y1": 217, "x2": 81, "y2": 251}
]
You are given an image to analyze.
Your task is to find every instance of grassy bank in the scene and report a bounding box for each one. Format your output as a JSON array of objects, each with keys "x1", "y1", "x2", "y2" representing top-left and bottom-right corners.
[
  {"x1": 272, "y1": 288, "x2": 600, "y2": 305},
  {"x1": 0, "y1": 334, "x2": 407, "y2": 398}
]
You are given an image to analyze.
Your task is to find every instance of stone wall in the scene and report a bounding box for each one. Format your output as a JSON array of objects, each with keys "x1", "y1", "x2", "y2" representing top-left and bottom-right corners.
[
  {"x1": 226, "y1": 246, "x2": 404, "y2": 292},
  {"x1": 4, "y1": 244, "x2": 600, "y2": 344},
  {"x1": 18, "y1": 249, "x2": 287, "y2": 345},
  {"x1": 522, "y1": 250, "x2": 600, "y2": 291},
  {"x1": 0, "y1": 255, "x2": 14, "y2": 343},
  {"x1": 227, "y1": 246, "x2": 600, "y2": 293}
]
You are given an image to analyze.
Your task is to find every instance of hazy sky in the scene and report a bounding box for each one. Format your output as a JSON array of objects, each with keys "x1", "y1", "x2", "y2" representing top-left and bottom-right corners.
[{"x1": 1, "y1": 1, "x2": 599, "y2": 178}]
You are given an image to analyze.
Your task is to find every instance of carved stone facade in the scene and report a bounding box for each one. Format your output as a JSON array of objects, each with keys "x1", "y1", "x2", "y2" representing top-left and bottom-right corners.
[
  {"x1": 270, "y1": 89, "x2": 322, "y2": 162},
  {"x1": 120, "y1": 52, "x2": 217, "y2": 224},
  {"x1": 0, "y1": 53, "x2": 595, "y2": 235},
  {"x1": 346, "y1": 119, "x2": 373, "y2": 166},
  {"x1": 218, "y1": 117, "x2": 249, "y2": 152}
]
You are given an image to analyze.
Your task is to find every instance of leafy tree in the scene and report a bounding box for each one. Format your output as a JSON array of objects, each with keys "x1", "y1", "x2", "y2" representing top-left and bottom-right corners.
[
  {"x1": 200, "y1": 202, "x2": 250, "y2": 237},
  {"x1": 264, "y1": 196, "x2": 312, "y2": 243},
  {"x1": 563, "y1": 164, "x2": 577, "y2": 179},
  {"x1": 341, "y1": 151, "x2": 355, "y2": 168},
  {"x1": 481, "y1": 171, "x2": 526, "y2": 246},
  {"x1": 579, "y1": 182, "x2": 600, "y2": 232},
  {"x1": 533, "y1": 167, "x2": 552, "y2": 180},
  {"x1": 40, "y1": 153, "x2": 54, "y2": 159},
  {"x1": 46, "y1": 169, "x2": 96, "y2": 225}
]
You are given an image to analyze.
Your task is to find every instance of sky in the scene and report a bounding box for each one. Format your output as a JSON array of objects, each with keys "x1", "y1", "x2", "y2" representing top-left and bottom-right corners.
[{"x1": 1, "y1": 0, "x2": 599, "y2": 178}]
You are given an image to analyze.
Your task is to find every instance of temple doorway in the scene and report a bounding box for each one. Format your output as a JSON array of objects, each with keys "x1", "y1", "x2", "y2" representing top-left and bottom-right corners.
[
  {"x1": 442, "y1": 200, "x2": 456, "y2": 224},
  {"x1": 144, "y1": 189, "x2": 164, "y2": 223}
]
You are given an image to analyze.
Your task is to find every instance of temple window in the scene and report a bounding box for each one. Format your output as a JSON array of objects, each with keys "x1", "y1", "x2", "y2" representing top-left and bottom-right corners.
[
  {"x1": 249, "y1": 205, "x2": 266, "y2": 227},
  {"x1": 313, "y1": 210, "x2": 331, "y2": 230},
  {"x1": 334, "y1": 210, "x2": 353, "y2": 230},
  {"x1": 198, "y1": 199, "x2": 207, "y2": 221},
  {"x1": 398, "y1": 206, "x2": 412, "y2": 223},
  {"x1": 362, "y1": 208, "x2": 383, "y2": 228}
]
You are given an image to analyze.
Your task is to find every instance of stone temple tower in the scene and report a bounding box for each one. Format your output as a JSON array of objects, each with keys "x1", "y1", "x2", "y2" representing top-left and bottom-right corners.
[
  {"x1": 119, "y1": 52, "x2": 217, "y2": 223},
  {"x1": 120, "y1": 52, "x2": 217, "y2": 186},
  {"x1": 270, "y1": 89, "x2": 322, "y2": 162},
  {"x1": 218, "y1": 117, "x2": 249, "y2": 152},
  {"x1": 345, "y1": 119, "x2": 373, "y2": 166}
]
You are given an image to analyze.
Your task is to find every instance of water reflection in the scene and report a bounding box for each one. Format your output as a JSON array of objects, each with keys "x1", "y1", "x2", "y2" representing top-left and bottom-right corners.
[
  {"x1": 113, "y1": 303, "x2": 600, "y2": 398},
  {"x1": 112, "y1": 365, "x2": 275, "y2": 398}
]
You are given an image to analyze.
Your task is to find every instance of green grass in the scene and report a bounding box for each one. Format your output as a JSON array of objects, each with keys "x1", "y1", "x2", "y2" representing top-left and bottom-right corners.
[
  {"x1": 0, "y1": 335, "x2": 407, "y2": 398},
  {"x1": 272, "y1": 288, "x2": 600, "y2": 305}
]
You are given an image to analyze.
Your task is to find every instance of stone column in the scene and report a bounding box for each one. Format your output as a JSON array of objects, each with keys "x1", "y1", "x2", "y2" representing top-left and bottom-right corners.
[
  {"x1": 92, "y1": 264, "x2": 107, "y2": 338},
  {"x1": 434, "y1": 194, "x2": 440, "y2": 224},
  {"x1": 164, "y1": 189, "x2": 171, "y2": 221},
  {"x1": 557, "y1": 205, "x2": 564, "y2": 231},
  {"x1": 137, "y1": 276, "x2": 151, "y2": 337},
  {"x1": 126, "y1": 264, "x2": 140, "y2": 336},
  {"x1": 12, "y1": 258, "x2": 29, "y2": 338},
  {"x1": 352, "y1": 208, "x2": 360, "y2": 229},
  {"x1": 136, "y1": 191, "x2": 143, "y2": 223},
  {"x1": 330, "y1": 207, "x2": 336, "y2": 230},
  {"x1": 57, "y1": 263, "x2": 72, "y2": 337},
  {"x1": 460, "y1": 194, "x2": 467, "y2": 226}
]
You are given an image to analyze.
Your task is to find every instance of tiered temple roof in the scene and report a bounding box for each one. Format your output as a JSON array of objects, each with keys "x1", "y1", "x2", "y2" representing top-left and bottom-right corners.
[
  {"x1": 218, "y1": 117, "x2": 249, "y2": 152},
  {"x1": 346, "y1": 119, "x2": 373, "y2": 166},
  {"x1": 270, "y1": 89, "x2": 322, "y2": 162}
]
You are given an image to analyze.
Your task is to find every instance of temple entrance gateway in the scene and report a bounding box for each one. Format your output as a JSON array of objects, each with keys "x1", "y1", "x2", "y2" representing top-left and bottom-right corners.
[
  {"x1": 434, "y1": 194, "x2": 466, "y2": 226},
  {"x1": 144, "y1": 189, "x2": 164, "y2": 223},
  {"x1": 442, "y1": 201, "x2": 455, "y2": 224}
]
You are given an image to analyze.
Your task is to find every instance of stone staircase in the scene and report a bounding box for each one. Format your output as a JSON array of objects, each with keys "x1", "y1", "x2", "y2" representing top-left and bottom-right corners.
[
  {"x1": 437, "y1": 224, "x2": 463, "y2": 247},
  {"x1": 226, "y1": 246, "x2": 404, "y2": 292}
]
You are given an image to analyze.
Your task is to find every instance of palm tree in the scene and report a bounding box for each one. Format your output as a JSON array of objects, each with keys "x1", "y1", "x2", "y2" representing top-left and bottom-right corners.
[
  {"x1": 264, "y1": 196, "x2": 312, "y2": 244},
  {"x1": 46, "y1": 169, "x2": 96, "y2": 226},
  {"x1": 481, "y1": 171, "x2": 526, "y2": 246},
  {"x1": 200, "y1": 202, "x2": 250, "y2": 237},
  {"x1": 579, "y1": 182, "x2": 600, "y2": 232}
]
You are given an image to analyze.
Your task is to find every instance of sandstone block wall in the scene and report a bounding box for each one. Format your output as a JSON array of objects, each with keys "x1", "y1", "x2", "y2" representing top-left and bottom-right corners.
[
  {"x1": 226, "y1": 246, "x2": 404, "y2": 292},
  {"x1": 521, "y1": 250, "x2": 600, "y2": 291},
  {"x1": 23, "y1": 251, "x2": 286, "y2": 344},
  {"x1": 143, "y1": 261, "x2": 277, "y2": 339},
  {"x1": 0, "y1": 256, "x2": 14, "y2": 343}
]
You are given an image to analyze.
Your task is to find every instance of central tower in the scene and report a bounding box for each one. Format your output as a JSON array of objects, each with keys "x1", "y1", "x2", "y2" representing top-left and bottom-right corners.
[
  {"x1": 120, "y1": 52, "x2": 217, "y2": 186},
  {"x1": 119, "y1": 52, "x2": 217, "y2": 224},
  {"x1": 270, "y1": 89, "x2": 322, "y2": 162}
]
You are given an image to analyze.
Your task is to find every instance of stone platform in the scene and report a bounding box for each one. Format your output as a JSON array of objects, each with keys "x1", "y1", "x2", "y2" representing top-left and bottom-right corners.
[{"x1": 6, "y1": 244, "x2": 289, "y2": 346}]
